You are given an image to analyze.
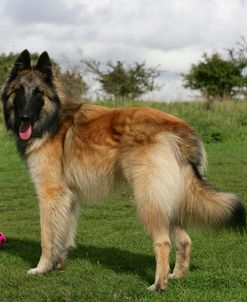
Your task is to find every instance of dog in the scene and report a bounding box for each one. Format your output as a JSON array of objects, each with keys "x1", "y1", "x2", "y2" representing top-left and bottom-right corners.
[{"x1": 1, "y1": 50, "x2": 246, "y2": 292}]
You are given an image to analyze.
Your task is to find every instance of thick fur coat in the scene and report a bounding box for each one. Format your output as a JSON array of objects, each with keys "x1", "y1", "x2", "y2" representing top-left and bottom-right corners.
[{"x1": 1, "y1": 50, "x2": 245, "y2": 291}]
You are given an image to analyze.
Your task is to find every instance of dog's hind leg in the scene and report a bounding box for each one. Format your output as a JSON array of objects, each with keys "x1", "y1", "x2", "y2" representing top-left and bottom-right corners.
[
  {"x1": 137, "y1": 203, "x2": 171, "y2": 292},
  {"x1": 169, "y1": 226, "x2": 191, "y2": 279},
  {"x1": 121, "y1": 136, "x2": 182, "y2": 290},
  {"x1": 28, "y1": 186, "x2": 75, "y2": 274},
  {"x1": 131, "y1": 174, "x2": 173, "y2": 291},
  {"x1": 149, "y1": 231, "x2": 171, "y2": 292}
]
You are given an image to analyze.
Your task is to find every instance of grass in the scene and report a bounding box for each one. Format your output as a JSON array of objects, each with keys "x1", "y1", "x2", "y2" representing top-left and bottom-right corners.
[{"x1": 0, "y1": 100, "x2": 247, "y2": 301}]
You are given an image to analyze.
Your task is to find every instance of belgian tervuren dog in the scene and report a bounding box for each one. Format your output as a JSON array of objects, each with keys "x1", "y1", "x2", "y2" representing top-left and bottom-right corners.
[{"x1": 1, "y1": 50, "x2": 245, "y2": 291}]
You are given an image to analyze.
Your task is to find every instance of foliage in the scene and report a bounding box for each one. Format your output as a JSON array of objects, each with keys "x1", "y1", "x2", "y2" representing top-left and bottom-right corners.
[
  {"x1": 54, "y1": 66, "x2": 88, "y2": 101},
  {"x1": 183, "y1": 42, "x2": 247, "y2": 108},
  {"x1": 0, "y1": 52, "x2": 88, "y2": 100},
  {"x1": 84, "y1": 60, "x2": 160, "y2": 100}
]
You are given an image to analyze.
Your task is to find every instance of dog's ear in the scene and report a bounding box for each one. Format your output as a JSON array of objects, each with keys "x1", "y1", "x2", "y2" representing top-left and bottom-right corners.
[
  {"x1": 10, "y1": 49, "x2": 31, "y2": 78},
  {"x1": 35, "y1": 51, "x2": 52, "y2": 80}
]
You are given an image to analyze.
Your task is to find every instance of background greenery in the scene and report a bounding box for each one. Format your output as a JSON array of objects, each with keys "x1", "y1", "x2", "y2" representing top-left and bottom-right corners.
[
  {"x1": 182, "y1": 41, "x2": 247, "y2": 108},
  {"x1": 2, "y1": 39, "x2": 247, "y2": 105},
  {"x1": 0, "y1": 100, "x2": 247, "y2": 302}
]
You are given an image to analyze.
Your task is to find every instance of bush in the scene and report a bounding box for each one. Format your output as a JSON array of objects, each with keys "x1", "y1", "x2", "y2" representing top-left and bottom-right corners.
[
  {"x1": 84, "y1": 59, "x2": 160, "y2": 100},
  {"x1": 183, "y1": 41, "x2": 247, "y2": 108}
]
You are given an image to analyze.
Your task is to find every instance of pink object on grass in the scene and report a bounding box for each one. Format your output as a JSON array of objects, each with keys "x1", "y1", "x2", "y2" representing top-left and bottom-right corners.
[{"x1": 0, "y1": 232, "x2": 7, "y2": 245}]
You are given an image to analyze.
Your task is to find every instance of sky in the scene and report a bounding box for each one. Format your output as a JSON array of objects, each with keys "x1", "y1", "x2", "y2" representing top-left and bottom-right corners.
[{"x1": 1, "y1": 0, "x2": 247, "y2": 101}]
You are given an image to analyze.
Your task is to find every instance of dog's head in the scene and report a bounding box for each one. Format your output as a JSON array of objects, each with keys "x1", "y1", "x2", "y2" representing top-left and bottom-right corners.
[{"x1": 1, "y1": 49, "x2": 60, "y2": 141}]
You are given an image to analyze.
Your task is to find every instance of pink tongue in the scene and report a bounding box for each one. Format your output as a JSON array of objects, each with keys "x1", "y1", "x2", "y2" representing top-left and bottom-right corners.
[{"x1": 19, "y1": 121, "x2": 32, "y2": 140}]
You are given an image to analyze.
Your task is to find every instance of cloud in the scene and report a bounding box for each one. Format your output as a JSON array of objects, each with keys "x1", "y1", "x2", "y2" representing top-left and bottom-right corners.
[
  {"x1": 1, "y1": 0, "x2": 247, "y2": 100},
  {"x1": 3, "y1": 0, "x2": 86, "y2": 25}
]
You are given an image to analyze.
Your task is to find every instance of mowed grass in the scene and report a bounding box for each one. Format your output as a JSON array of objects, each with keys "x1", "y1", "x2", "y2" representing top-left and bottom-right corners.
[{"x1": 0, "y1": 101, "x2": 247, "y2": 302}]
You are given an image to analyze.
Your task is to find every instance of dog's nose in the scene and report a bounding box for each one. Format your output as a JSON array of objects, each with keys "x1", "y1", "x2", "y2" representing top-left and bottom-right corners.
[{"x1": 20, "y1": 115, "x2": 32, "y2": 121}]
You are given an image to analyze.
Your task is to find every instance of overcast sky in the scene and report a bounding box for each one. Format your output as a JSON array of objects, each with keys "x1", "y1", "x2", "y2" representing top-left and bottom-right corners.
[{"x1": 1, "y1": 0, "x2": 247, "y2": 100}]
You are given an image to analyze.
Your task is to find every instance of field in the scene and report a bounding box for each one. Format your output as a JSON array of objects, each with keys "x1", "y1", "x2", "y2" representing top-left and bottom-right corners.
[{"x1": 0, "y1": 100, "x2": 247, "y2": 302}]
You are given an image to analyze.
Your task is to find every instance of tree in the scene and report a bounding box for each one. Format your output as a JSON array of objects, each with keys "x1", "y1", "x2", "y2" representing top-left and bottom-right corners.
[
  {"x1": 0, "y1": 52, "x2": 88, "y2": 100},
  {"x1": 183, "y1": 46, "x2": 247, "y2": 108},
  {"x1": 54, "y1": 66, "x2": 88, "y2": 101},
  {"x1": 84, "y1": 59, "x2": 160, "y2": 100}
]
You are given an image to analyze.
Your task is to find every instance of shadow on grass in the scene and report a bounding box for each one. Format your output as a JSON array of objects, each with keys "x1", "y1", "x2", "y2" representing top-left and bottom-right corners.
[
  {"x1": 4, "y1": 237, "x2": 155, "y2": 282},
  {"x1": 4, "y1": 237, "x2": 199, "y2": 283}
]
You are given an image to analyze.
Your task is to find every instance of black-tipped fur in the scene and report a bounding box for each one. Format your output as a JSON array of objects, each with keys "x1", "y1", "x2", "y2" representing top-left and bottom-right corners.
[
  {"x1": 1, "y1": 50, "x2": 61, "y2": 157},
  {"x1": 35, "y1": 51, "x2": 53, "y2": 81},
  {"x1": 190, "y1": 159, "x2": 246, "y2": 233},
  {"x1": 10, "y1": 49, "x2": 31, "y2": 80},
  {"x1": 226, "y1": 198, "x2": 246, "y2": 233}
]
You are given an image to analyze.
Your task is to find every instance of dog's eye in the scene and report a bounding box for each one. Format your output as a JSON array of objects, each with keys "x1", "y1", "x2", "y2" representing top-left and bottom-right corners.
[
  {"x1": 33, "y1": 88, "x2": 43, "y2": 97},
  {"x1": 16, "y1": 86, "x2": 24, "y2": 93}
]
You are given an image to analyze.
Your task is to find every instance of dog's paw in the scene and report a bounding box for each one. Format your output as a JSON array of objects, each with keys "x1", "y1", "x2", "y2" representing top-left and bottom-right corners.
[
  {"x1": 147, "y1": 284, "x2": 156, "y2": 291},
  {"x1": 168, "y1": 272, "x2": 185, "y2": 279},
  {"x1": 28, "y1": 267, "x2": 43, "y2": 275},
  {"x1": 147, "y1": 284, "x2": 166, "y2": 292},
  {"x1": 168, "y1": 273, "x2": 177, "y2": 279},
  {"x1": 27, "y1": 266, "x2": 51, "y2": 275},
  {"x1": 54, "y1": 261, "x2": 64, "y2": 270}
]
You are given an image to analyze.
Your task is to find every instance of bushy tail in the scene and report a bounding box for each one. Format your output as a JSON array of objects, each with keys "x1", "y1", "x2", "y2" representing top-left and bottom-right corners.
[{"x1": 177, "y1": 166, "x2": 246, "y2": 233}]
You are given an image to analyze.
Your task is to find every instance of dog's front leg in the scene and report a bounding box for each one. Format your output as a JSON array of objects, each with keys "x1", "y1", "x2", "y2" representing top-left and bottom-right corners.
[{"x1": 28, "y1": 185, "x2": 74, "y2": 274}]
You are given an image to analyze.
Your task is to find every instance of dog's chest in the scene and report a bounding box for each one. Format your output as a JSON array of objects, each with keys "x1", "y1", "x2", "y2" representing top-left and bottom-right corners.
[{"x1": 63, "y1": 146, "x2": 122, "y2": 201}]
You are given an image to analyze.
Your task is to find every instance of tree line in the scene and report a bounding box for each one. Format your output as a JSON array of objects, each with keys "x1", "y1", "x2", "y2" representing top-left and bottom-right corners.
[
  {"x1": 1, "y1": 39, "x2": 247, "y2": 107},
  {"x1": 0, "y1": 53, "x2": 160, "y2": 102}
]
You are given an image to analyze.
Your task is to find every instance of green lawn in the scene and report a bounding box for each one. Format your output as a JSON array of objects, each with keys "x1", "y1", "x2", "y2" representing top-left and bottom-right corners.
[{"x1": 0, "y1": 101, "x2": 247, "y2": 302}]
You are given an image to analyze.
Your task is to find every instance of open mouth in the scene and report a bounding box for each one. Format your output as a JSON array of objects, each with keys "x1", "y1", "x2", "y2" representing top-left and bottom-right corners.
[{"x1": 19, "y1": 121, "x2": 33, "y2": 141}]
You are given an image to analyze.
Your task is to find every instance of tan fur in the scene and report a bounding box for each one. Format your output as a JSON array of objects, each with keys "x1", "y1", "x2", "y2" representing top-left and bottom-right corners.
[
  {"x1": 170, "y1": 226, "x2": 191, "y2": 279},
  {"x1": 23, "y1": 99, "x2": 240, "y2": 289},
  {"x1": 2, "y1": 63, "x2": 244, "y2": 291}
]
